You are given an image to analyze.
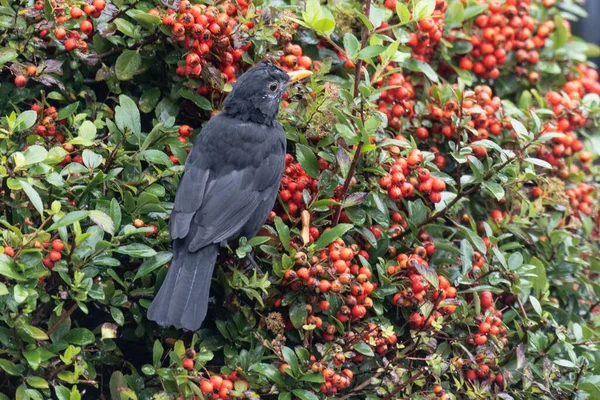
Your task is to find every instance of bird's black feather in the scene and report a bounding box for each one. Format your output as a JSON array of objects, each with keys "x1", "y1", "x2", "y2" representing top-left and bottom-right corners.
[{"x1": 147, "y1": 63, "x2": 290, "y2": 331}]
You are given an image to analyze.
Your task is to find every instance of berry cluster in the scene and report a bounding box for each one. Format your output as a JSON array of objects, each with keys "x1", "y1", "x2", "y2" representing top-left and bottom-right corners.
[
  {"x1": 282, "y1": 239, "x2": 374, "y2": 328},
  {"x1": 377, "y1": 72, "x2": 416, "y2": 131},
  {"x1": 41, "y1": 239, "x2": 65, "y2": 270},
  {"x1": 39, "y1": 0, "x2": 106, "y2": 51},
  {"x1": 380, "y1": 149, "x2": 447, "y2": 204},
  {"x1": 404, "y1": 0, "x2": 448, "y2": 63},
  {"x1": 181, "y1": 350, "x2": 248, "y2": 400},
  {"x1": 456, "y1": 0, "x2": 539, "y2": 79},
  {"x1": 30, "y1": 104, "x2": 68, "y2": 144},
  {"x1": 566, "y1": 183, "x2": 596, "y2": 217},
  {"x1": 277, "y1": 155, "x2": 318, "y2": 219},
  {"x1": 161, "y1": 1, "x2": 251, "y2": 83},
  {"x1": 278, "y1": 43, "x2": 313, "y2": 73}
]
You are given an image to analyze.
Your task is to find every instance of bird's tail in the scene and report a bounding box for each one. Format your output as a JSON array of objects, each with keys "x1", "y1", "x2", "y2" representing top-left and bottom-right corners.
[{"x1": 147, "y1": 243, "x2": 219, "y2": 331}]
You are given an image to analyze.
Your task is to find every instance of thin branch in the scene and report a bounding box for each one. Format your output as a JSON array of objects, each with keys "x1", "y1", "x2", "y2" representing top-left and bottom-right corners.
[
  {"x1": 332, "y1": 0, "x2": 372, "y2": 226},
  {"x1": 46, "y1": 302, "x2": 78, "y2": 337}
]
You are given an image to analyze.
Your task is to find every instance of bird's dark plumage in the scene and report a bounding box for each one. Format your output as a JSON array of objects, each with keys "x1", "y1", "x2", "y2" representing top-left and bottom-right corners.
[{"x1": 147, "y1": 63, "x2": 294, "y2": 331}]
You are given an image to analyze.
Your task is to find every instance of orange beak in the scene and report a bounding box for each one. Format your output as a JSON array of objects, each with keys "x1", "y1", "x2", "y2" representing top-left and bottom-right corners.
[{"x1": 287, "y1": 70, "x2": 313, "y2": 84}]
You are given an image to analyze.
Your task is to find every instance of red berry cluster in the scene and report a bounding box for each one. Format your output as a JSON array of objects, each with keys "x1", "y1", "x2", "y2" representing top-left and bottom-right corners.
[
  {"x1": 30, "y1": 104, "x2": 68, "y2": 144},
  {"x1": 404, "y1": 0, "x2": 448, "y2": 63},
  {"x1": 41, "y1": 239, "x2": 65, "y2": 270},
  {"x1": 455, "y1": 0, "x2": 539, "y2": 79},
  {"x1": 380, "y1": 149, "x2": 446, "y2": 204},
  {"x1": 37, "y1": 0, "x2": 106, "y2": 52},
  {"x1": 377, "y1": 72, "x2": 416, "y2": 131},
  {"x1": 282, "y1": 239, "x2": 374, "y2": 328},
  {"x1": 277, "y1": 154, "x2": 318, "y2": 220},
  {"x1": 279, "y1": 43, "x2": 314, "y2": 72},
  {"x1": 423, "y1": 85, "x2": 504, "y2": 144},
  {"x1": 566, "y1": 183, "x2": 596, "y2": 217},
  {"x1": 389, "y1": 250, "x2": 458, "y2": 319},
  {"x1": 161, "y1": 1, "x2": 251, "y2": 83}
]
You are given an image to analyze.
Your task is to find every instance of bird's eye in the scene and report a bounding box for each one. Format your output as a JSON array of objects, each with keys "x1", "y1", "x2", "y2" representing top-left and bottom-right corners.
[{"x1": 269, "y1": 82, "x2": 279, "y2": 92}]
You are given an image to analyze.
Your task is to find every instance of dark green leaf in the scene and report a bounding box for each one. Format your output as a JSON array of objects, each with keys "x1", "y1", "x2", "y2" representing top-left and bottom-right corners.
[
  {"x1": 295, "y1": 144, "x2": 319, "y2": 178},
  {"x1": 313, "y1": 224, "x2": 354, "y2": 250}
]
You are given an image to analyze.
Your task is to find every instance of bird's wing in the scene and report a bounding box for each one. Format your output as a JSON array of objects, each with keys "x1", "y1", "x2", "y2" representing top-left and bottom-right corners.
[{"x1": 169, "y1": 116, "x2": 285, "y2": 251}]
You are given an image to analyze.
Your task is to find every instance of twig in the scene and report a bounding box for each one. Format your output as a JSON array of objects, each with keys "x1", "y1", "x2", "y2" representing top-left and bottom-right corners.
[
  {"x1": 46, "y1": 302, "x2": 78, "y2": 336},
  {"x1": 332, "y1": 0, "x2": 372, "y2": 226},
  {"x1": 382, "y1": 368, "x2": 426, "y2": 400}
]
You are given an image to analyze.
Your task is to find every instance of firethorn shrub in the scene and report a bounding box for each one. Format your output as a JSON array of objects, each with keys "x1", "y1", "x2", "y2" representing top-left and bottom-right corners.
[{"x1": 1, "y1": 0, "x2": 600, "y2": 399}]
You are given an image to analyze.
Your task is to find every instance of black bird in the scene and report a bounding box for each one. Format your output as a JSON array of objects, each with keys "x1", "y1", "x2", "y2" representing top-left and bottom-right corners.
[{"x1": 147, "y1": 63, "x2": 312, "y2": 331}]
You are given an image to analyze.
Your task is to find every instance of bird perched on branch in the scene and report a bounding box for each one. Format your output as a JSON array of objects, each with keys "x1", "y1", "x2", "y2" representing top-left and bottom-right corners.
[{"x1": 147, "y1": 63, "x2": 312, "y2": 331}]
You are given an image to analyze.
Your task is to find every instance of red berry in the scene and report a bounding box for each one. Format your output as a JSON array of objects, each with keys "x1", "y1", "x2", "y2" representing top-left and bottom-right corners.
[
  {"x1": 182, "y1": 358, "x2": 194, "y2": 370},
  {"x1": 51, "y1": 240, "x2": 65, "y2": 252},
  {"x1": 49, "y1": 251, "x2": 62, "y2": 262},
  {"x1": 3, "y1": 246, "x2": 15, "y2": 257},
  {"x1": 14, "y1": 75, "x2": 27, "y2": 88}
]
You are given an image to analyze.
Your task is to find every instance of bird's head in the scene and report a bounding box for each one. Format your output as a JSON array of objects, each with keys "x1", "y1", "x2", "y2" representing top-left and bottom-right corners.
[{"x1": 223, "y1": 62, "x2": 312, "y2": 125}]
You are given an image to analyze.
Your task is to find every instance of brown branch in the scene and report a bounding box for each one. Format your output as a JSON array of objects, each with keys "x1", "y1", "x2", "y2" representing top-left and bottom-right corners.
[
  {"x1": 382, "y1": 368, "x2": 426, "y2": 400},
  {"x1": 46, "y1": 302, "x2": 78, "y2": 337},
  {"x1": 331, "y1": 0, "x2": 372, "y2": 226}
]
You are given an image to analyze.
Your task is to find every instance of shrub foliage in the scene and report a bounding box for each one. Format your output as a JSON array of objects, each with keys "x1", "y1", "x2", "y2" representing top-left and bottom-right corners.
[{"x1": 1, "y1": 0, "x2": 600, "y2": 399}]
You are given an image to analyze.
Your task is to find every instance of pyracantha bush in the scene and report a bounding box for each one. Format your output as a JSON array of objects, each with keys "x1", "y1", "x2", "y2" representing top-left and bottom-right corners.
[{"x1": 1, "y1": 0, "x2": 600, "y2": 400}]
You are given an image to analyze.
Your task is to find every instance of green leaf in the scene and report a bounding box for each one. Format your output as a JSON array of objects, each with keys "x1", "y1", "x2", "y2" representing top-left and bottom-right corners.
[
  {"x1": 56, "y1": 103, "x2": 79, "y2": 120},
  {"x1": 529, "y1": 296, "x2": 542, "y2": 316},
  {"x1": 22, "y1": 145, "x2": 48, "y2": 167},
  {"x1": 82, "y1": 149, "x2": 103, "y2": 170},
  {"x1": 358, "y1": 45, "x2": 386, "y2": 61},
  {"x1": 405, "y1": 59, "x2": 439, "y2": 83},
  {"x1": 580, "y1": 375, "x2": 600, "y2": 398},
  {"x1": 511, "y1": 118, "x2": 531, "y2": 141},
  {"x1": 553, "y1": 14, "x2": 568, "y2": 50},
  {"x1": 343, "y1": 33, "x2": 360, "y2": 59},
  {"x1": 115, "y1": 50, "x2": 142, "y2": 81},
  {"x1": 89, "y1": 210, "x2": 115, "y2": 235},
  {"x1": 292, "y1": 390, "x2": 319, "y2": 400},
  {"x1": 115, "y1": 244, "x2": 157, "y2": 258},
  {"x1": 274, "y1": 217, "x2": 291, "y2": 252},
  {"x1": 0, "y1": 358, "x2": 23, "y2": 376},
  {"x1": 114, "y1": 18, "x2": 140, "y2": 39},
  {"x1": 25, "y1": 377, "x2": 49, "y2": 389},
  {"x1": 463, "y1": 4, "x2": 488, "y2": 20},
  {"x1": 249, "y1": 363, "x2": 286, "y2": 386},
  {"x1": 508, "y1": 252, "x2": 523, "y2": 270},
  {"x1": 0, "y1": 255, "x2": 24, "y2": 281},
  {"x1": 314, "y1": 224, "x2": 354, "y2": 250},
  {"x1": 115, "y1": 95, "x2": 141, "y2": 135},
  {"x1": 415, "y1": 0, "x2": 435, "y2": 19},
  {"x1": 282, "y1": 347, "x2": 299, "y2": 376},
  {"x1": 47, "y1": 211, "x2": 90, "y2": 231},
  {"x1": 63, "y1": 328, "x2": 95, "y2": 346},
  {"x1": 0, "y1": 49, "x2": 18, "y2": 67},
  {"x1": 352, "y1": 341, "x2": 374, "y2": 357},
  {"x1": 396, "y1": 2, "x2": 411, "y2": 24},
  {"x1": 524, "y1": 157, "x2": 551, "y2": 169},
  {"x1": 139, "y1": 87, "x2": 161, "y2": 113},
  {"x1": 139, "y1": 150, "x2": 173, "y2": 166},
  {"x1": 180, "y1": 89, "x2": 212, "y2": 111},
  {"x1": 483, "y1": 181, "x2": 505, "y2": 201},
  {"x1": 134, "y1": 252, "x2": 173, "y2": 280},
  {"x1": 77, "y1": 121, "x2": 97, "y2": 142},
  {"x1": 460, "y1": 239, "x2": 473, "y2": 275},
  {"x1": 301, "y1": 372, "x2": 325, "y2": 383},
  {"x1": 446, "y1": 1, "x2": 464, "y2": 24},
  {"x1": 15, "y1": 110, "x2": 37, "y2": 132},
  {"x1": 290, "y1": 300, "x2": 308, "y2": 329},
  {"x1": 19, "y1": 323, "x2": 49, "y2": 341},
  {"x1": 152, "y1": 340, "x2": 163, "y2": 366},
  {"x1": 414, "y1": 261, "x2": 439, "y2": 288},
  {"x1": 407, "y1": 199, "x2": 427, "y2": 225},
  {"x1": 19, "y1": 180, "x2": 44, "y2": 216},
  {"x1": 295, "y1": 144, "x2": 319, "y2": 178},
  {"x1": 128, "y1": 9, "x2": 161, "y2": 29}
]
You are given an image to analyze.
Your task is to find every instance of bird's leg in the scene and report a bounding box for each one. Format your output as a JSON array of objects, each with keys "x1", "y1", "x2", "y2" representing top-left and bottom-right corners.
[{"x1": 244, "y1": 252, "x2": 263, "y2": 275}]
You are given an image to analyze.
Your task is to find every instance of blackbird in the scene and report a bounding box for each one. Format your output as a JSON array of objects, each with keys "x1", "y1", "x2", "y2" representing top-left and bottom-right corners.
[{"x1": 147, "y1": 63, "x2": 312, "y2": 331}]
